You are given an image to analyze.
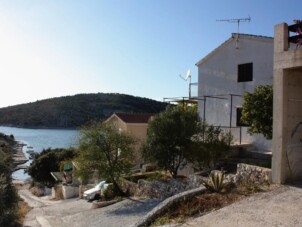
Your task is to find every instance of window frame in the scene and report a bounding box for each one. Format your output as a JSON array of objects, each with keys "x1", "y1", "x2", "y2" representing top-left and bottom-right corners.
[{"x1": 237, "y1": 62, "x2": 253, "y2": 82}]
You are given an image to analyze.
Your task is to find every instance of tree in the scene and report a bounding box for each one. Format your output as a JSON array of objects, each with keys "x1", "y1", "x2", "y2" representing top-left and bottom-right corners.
[
  {"x1": 0, "y1": 150, "x2": 19, "y2": 227},
  {"x1": 141, "y1": 106, "x2": 200, "y2": 177},
  {"x1": 76, "y1": 122, "x2": 135, "y2": 195},
  {"x1": 241, "y1": 85, "x2": 273, "y2": 139},
  {"x1": 188, "y1": 124, "x2": 232, "y2": 170},
  {"x1": 27, "y1": 148, "x2": 77, "y2": 187}
]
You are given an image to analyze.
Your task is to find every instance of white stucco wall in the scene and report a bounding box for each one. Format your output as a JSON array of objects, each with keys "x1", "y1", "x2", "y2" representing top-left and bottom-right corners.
[{"x1": 197, "y1": 34, "x2": 273, "y2": 151}]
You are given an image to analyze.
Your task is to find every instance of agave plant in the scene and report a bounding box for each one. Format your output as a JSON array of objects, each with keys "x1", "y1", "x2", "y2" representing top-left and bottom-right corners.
[{"x1": 202, "y1": 170, "x2": 225, "y2": 192}]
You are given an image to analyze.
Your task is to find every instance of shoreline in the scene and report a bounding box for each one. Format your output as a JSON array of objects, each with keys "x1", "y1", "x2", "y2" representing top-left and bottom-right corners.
[
  {"x1": 13, "y1": 141, "x2": 29, "y2": 172},
  {"x1": 0, "y1": 124, "x2": 78, "y2": 130}
]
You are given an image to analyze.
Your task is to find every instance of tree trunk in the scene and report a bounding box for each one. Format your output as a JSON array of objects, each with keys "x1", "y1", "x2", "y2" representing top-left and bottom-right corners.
[{"x1": 111, "y1": 178, "x2": 126, "y2": 196}]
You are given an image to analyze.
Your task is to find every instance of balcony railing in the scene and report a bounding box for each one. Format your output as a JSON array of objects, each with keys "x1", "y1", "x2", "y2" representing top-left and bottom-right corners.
[{"x1": 288, "y1": 21, "x2": 302, "y2": 44}]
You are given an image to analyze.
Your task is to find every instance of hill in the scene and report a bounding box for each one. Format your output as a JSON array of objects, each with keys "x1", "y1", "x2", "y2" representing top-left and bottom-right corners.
[{"x1": 0, "y1": 93, "x2": 168, "y2": 128}]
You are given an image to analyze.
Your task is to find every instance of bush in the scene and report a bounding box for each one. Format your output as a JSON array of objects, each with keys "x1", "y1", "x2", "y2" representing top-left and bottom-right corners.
[
  {"x1": 241, "y1": 85, "x2": 273, "y2": 139},
  {"x1": 141, "y1": 105, "x2": 200, "y2": 177},
  {"x1": 189, "y1": 124, "x2": 232, "y2": 171},
  {"x1": 27, "y1": 148, "x2": 77, "y2": 187},
  {"x1": 103, "y1": 184, "x2": 116, "y2": 200},
  {"x1": 202, "y1": 171, "x2": 225, "y2": 193}
]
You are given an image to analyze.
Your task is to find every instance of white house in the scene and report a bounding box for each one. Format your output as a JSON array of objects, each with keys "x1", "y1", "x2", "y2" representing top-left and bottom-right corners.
[{"x1": 196, "y1": 33, "x2": 274, "y2": 151}]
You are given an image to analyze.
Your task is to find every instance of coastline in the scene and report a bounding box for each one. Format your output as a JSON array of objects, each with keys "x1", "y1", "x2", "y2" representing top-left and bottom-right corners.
[
  {"x1": 12, "y1": 141, "x2": 29, "y2": 172},
  {"x1": 0, "y1": 124, "x2": 78, "y2": 130}
]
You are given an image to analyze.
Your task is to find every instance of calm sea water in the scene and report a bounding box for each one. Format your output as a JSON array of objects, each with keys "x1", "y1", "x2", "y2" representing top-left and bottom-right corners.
[{"x1": 0, "y1": 126, "x2": 79, "y2": 180}]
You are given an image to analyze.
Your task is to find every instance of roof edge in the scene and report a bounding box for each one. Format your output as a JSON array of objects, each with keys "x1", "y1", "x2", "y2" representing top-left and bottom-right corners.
[{"x1": 195, "y1": 33, "x2": 274, "y2": 67}]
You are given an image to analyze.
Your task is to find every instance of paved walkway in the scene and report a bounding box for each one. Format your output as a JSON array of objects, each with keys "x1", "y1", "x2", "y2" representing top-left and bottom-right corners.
[
  {"x1": 19, "y1": 188, "x2": 161, "y2": 227},
  {"x1": 182, "y1": 185, "x2": 302, "y2": 227},
  {"x1": 20, "y1": 184, "x2": 302, "y2": 227}
]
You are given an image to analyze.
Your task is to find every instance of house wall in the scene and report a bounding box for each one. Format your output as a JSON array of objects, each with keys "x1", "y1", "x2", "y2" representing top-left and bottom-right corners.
[
  {"x1": 106, "y1": 116, "x2": 148, "y2": 164},
  {"x1": 125, "y1": 124, "x2": 148, "y2": 163},
  {"x1": 197, "y1": 35, "x2": 273, "y2": 151}
]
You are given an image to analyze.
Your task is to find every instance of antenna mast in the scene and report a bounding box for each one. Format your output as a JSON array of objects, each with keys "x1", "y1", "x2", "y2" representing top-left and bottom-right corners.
[{"x1": 217, "y1": 16, "x2": 251, "y2": 48}]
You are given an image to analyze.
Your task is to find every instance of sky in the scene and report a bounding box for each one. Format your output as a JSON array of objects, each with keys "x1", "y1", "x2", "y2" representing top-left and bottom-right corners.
[{"x1": 0, "y1": 0, "x2": 300, "y2": 107}]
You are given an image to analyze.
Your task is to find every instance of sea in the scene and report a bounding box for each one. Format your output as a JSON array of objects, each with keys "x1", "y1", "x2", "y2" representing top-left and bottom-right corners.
[{"x1": 0, "y1": 126, "x2": 79, "y2": 180}]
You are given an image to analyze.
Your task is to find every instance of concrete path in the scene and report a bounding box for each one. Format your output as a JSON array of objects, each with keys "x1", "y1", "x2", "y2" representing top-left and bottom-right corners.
[
  {"x1": 182, "y1": 185, "x2": 302, "y2": 227},
  {"x1": 20, "y1": 184, "x2": 302, "y2": 227},
  {"x1": 19, "y1": 188, "x2": 161, "y2": 227}
]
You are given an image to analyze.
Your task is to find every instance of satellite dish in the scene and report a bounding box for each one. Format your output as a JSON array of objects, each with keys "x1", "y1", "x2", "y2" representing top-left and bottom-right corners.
[
  {"x1": 185, "y1": 69, "x2": 191, "y2": 80},
  {"x1": 179, "y1": 69, "x2": 191, "y2": 81}
]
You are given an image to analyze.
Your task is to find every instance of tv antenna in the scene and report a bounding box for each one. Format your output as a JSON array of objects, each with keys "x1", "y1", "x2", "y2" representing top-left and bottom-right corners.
[{"x1": 217, "y1": 16, "x2": 251, "y2": 48}]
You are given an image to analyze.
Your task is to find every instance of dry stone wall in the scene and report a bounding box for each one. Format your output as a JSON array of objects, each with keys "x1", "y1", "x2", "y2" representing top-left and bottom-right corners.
[
  {"x1": 122, "y1": 163, "x2": 272, "y2": 199},
  {"x1": 235, "y1": 163, "x2": 271, "y2": 184},
  {"x1": 122, "y1": 175, "x2": 205, "y2": 199}
]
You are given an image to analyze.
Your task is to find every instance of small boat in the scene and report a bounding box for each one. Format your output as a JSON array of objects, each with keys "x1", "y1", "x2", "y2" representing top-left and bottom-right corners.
[{"x1": 27, "y1": 146, "x2": 33, "y2": 149}]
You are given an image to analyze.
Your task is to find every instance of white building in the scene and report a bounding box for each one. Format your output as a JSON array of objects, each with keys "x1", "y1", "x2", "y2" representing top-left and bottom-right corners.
[{"x1": 196, "y1": 33, "x2": 273, "y2": 151}]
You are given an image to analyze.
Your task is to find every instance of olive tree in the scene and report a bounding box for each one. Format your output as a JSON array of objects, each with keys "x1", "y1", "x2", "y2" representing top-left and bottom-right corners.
[
  {"x1": 76, "y1": 122, "x2": 135, "y2": 195},
  {"x1": 141, "y1": 106, "x2": 200, "y2": 177},
  {"x1": 188, "y1": 123, "x2": 232, "y2": 170},
  {"x1": 241, "y1": 85, "x2": 273, "y2": 139},
  {"x1": 142, "y1": 106, "x2": 232, "y2": 176}
]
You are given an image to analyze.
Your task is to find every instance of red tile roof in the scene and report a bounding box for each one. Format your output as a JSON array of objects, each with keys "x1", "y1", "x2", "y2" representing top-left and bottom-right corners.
[{"x1": 115, "y1": 112, "x2": 155, "y2": 123}]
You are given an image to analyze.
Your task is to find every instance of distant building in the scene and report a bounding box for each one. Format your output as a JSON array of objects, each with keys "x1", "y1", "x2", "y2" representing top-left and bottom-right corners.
[
  {"x1": 196, "y1": 33, "x2": 274, "y2": 151},
  {"x1": 105, "y1": 112, "x2": 155, "y2": 163}
]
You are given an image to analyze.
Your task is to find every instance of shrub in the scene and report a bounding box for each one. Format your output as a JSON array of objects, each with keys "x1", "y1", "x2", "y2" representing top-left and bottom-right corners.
[
  {"x1": 241, "y1": 85, "x2": 273, "y2": 139},
  {"x1": 103, "y1": 184, "x2": 116, "y2": 200},
  {"x1": 141, "y1": 105, "x2": 201, "y2": 178},
  {"x1": 27, "y1": 148, "x2": 77, "y2": 187},
  {"x1": 202, "y1": 171, "x2": 225, "y2": 193}
]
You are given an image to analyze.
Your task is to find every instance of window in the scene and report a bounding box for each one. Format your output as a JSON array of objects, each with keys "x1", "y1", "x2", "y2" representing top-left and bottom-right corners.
[
  {"x1": 238, "y1": 63, "x2": 253, "y2": 82},
  {"x1": 236, "y1": 107, "x2": 249, "y2": 127}
]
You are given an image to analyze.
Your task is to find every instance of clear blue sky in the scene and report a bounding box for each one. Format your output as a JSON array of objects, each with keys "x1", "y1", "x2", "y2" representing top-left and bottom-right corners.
[{"x1": 0, "y1": 0, "x2": 299, "y2": 107}]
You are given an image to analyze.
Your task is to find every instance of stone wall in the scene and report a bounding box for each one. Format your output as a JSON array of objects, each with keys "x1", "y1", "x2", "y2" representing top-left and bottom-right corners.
[
  {"x1": 122, "y1": 163, "x2": 271, "y2": 199},
  {"x1": 235, "y1": 163, "x2": 271, "y2": 184},
  {"x1": 122, "y1": 175, "x2": 205, "y2": 199},
  {"x1": 135, "y1": 186, "x2": 207, "y2": 227}
]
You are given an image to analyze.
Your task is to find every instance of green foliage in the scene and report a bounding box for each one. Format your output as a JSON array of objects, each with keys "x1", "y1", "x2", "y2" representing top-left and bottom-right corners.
[
  {"x1": 0, "y1": 139, "x2": 20, "y2": 227},
  {"x1": 76, "y1": 122, "x2": 135, "y2": 195},
  {"x1": 188, "y1": 124, "x2": 232, "y2": 170},
  {"x1": 27, "y1": 148, "x2": 77, "y2": 187},
  {"x1": 0, "y1": 93, "x2": 168, "y2": 128},
  {"x1": 241, "y1": 85, "x2": 273, "y2": 139},
  {"x1": 202, "y1": 171, "x2": 225, "y2": 192},
  {"x1": 103, "y1": 184, "x2": 116, "y2": 200},
  {"x1": 141, "y1": 105, "x2": 200, "y2": 178}
]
